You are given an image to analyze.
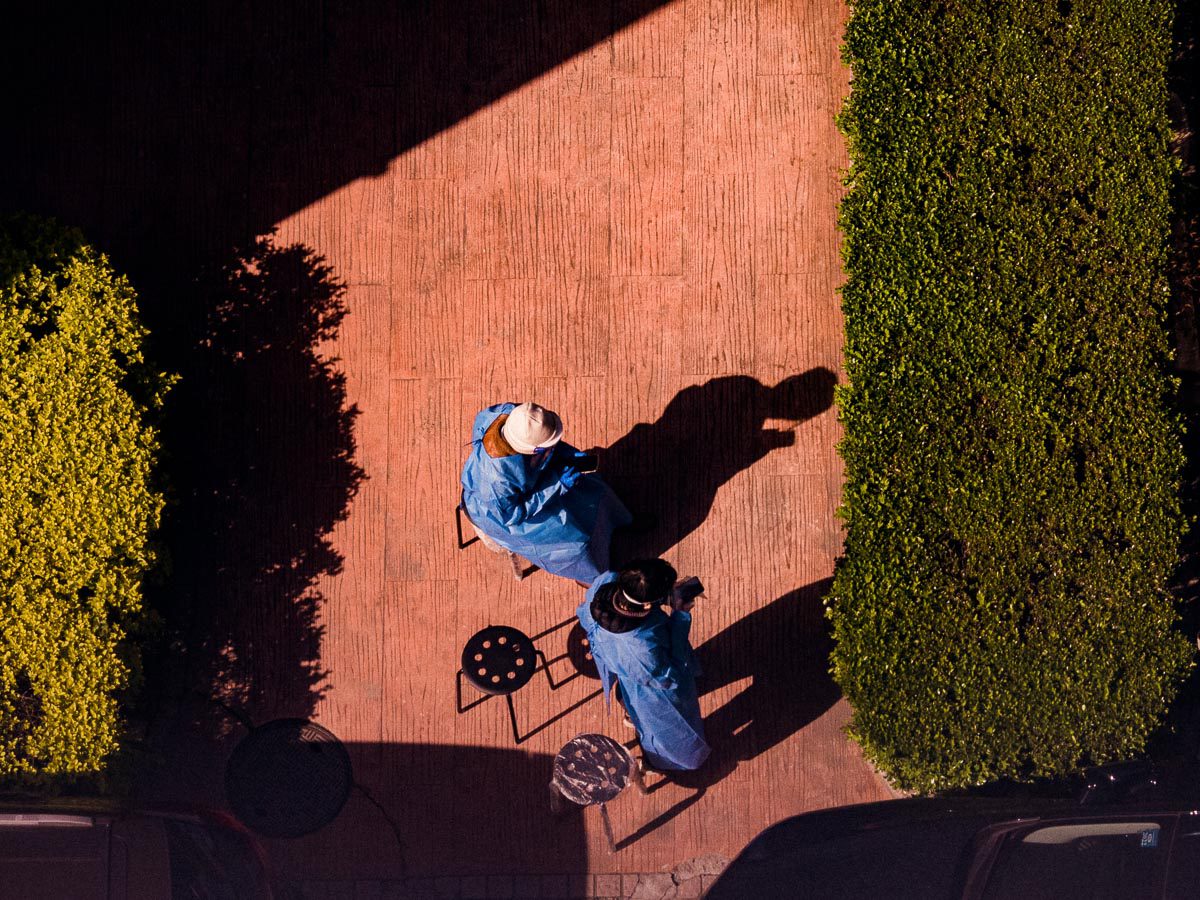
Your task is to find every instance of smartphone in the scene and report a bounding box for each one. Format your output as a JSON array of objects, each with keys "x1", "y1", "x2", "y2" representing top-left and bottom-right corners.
[
  {"x1": 575, "y1": 453, "x2": 599, "y2": 474},
  {"x1": 676, "y1": 576, "x2": 705, "y2": 602}
]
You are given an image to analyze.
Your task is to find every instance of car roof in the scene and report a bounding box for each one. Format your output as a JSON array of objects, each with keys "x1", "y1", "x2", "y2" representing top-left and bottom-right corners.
[{"x1": 0, "y1": 814, "x2": 109, "y2": 900}]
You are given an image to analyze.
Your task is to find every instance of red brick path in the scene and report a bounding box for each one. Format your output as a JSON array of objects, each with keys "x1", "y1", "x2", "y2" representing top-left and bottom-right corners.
[{"x1": 265, "y1": 0, "x2": 894, "y2": 883}]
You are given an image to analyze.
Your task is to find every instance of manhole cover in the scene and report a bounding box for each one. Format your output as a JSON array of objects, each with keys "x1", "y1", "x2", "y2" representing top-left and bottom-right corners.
[{"x1": 225, "y1": 718, "x2": 353, "y2": 838}]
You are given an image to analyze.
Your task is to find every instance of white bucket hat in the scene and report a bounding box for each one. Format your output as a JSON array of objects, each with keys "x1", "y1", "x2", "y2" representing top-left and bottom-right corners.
[{"x1": 501, "y1": 402, "x2": 563, "y2": 454}]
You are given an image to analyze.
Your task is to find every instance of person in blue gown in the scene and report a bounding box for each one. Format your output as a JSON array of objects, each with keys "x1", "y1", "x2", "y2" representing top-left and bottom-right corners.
[
  {"x1": 460, "y1": 402, "x2": 631, "y2": 584},
  {"x1": 576, "y1": 559, "x2": 710, "y2": 772}
]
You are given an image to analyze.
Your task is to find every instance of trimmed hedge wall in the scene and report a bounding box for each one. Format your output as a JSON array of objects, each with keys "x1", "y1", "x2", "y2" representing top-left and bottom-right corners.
[
  {"x1": 0, "y1": 215, "x2": 168, "y2": 779},
  {"x1": 829, "y1": 0, "x2": 1191, "y2": 791}
]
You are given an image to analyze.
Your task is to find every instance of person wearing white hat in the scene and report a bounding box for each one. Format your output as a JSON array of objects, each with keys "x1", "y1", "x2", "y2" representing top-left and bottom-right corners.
[{"x1": 460, "y1": 402, "x2": 632, "y2": 583}]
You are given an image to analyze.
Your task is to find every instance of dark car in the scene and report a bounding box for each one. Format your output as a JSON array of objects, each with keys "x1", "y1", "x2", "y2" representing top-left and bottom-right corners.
[
  {"x1": 0, "y1": 803, "x2": 273, "y2": 900},
  {"x1": 708, "y1": 780, "x2": 1200, "y2": 899}
]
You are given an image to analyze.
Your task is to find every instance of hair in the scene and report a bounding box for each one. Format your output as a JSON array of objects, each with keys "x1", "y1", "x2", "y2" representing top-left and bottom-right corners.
[{"x1": 618, "y1": 558, "x2": 678, "y2": 606}]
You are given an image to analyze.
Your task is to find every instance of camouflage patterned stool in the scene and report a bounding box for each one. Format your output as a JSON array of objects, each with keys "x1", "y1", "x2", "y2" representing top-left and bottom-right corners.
[{"x1": 550, "y1": 733, "x2": 646, "y2": 853}]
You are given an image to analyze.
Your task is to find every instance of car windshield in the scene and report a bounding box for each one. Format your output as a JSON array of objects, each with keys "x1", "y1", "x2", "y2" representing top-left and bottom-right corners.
[
  {"x1": 981, "y1": 819, "x2": 1170, "y2": 900},
  {"x1": 164, "y1": 818, "x2": 261, "y2": 900}
]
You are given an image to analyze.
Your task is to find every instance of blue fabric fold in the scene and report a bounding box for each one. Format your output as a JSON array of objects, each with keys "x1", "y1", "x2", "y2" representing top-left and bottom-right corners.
[
  {"x1": 460, "y1": 404, "x2": 631, "y2": 583},
  {"x1": 577, "y1": 572, "x2": 710, "y2": 771}
]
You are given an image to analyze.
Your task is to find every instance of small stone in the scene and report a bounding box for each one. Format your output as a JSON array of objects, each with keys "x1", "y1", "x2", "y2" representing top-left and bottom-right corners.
[
  {"x1": 592, "y1": 873, "x2": 622, "y2": 897},
  {"x1": 670, "y1": 855, "x2": 730, "y2": 883},
  {"x1": 629, "y1": 874, "x2": 675, "y2": 900}
]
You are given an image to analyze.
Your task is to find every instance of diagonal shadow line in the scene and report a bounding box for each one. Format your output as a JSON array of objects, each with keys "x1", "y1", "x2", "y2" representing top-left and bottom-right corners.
[
  {"x1": 0, "y1": 0, "x2": 680, "y2": 249},
  {"x1": 518, "y1": 689, "x2": 604, "y2": 744},
  {"x1": 529, "y1": 617, "x2": 577, "y2": 643},
  {"x1": 614, "y1": 786, "x2": 707, "y2": 851}
]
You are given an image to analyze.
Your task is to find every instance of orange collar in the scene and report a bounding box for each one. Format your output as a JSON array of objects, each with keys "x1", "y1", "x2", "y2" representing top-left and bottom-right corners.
[{"x1": 483, "y1": 414, "x2": 519, "y2": 458}]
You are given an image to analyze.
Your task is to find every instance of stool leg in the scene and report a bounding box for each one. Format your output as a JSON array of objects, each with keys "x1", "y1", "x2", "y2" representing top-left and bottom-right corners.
[
  {"x1": 506, "y1": 692, "x2": 523, "y2": 744},
  {"x1": 629, "y1": 757, "x2": 649, "y2": 795},
  {"x1": 537, "y1": 650, "x2": 566, "y2": 690},
  {"x1": 549, "y1": 781, "x2": 569, "y2": 816},
  {"x1": 455, "y1": 670, "x2": 489, "y2": 714},
  {"x1": 454, "y1": 505, "x2": 479, "y2": 549},
  {"x1": 599, "y1": 802, "x2": 617, "y2": 854}
]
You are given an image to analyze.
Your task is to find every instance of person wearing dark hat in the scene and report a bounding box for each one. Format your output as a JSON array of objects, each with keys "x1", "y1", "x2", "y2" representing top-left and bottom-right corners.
[
  {"x1": 576, "y1": 559, "x2": 710, "y2": 771},
  {"x1": 460, "y1": 402, "x2": 632, "y2": 583}
]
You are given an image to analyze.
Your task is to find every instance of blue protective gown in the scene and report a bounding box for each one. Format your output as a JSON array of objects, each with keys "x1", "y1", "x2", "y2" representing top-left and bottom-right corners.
[
  {"x1": 461, "y1": 404, "x2": 632, "y2": 583},
  {"x1": 577, "y1": 572, "x2": 710, "y2": 771}
]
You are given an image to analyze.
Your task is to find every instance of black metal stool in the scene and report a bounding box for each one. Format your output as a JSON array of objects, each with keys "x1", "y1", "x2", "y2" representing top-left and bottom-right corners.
[
  {"x1": 550, "y1": 733, "x2": 646, "y2": 853},
  {"x1": 456, "y1": 625, "x2": 561, "y2": 743}
]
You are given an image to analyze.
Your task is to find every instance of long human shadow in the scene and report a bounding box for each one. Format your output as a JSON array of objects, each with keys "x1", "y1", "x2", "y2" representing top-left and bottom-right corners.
[
  {"x1": 143, "y1": 236, "x2": 363, "y2": 746},
  {"x1": 617, "y1": 580, "x2": 841, "y2": 847},
  {"x1": 603, "y1": 370, "x2": 837, "y2": 562},
  {"x1": 695, "y1": 579, "x2": 840, "y2": 769}
]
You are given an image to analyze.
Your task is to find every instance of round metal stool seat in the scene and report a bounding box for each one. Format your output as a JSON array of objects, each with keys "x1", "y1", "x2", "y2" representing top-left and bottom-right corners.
[
  {"x1": 566, "y1": 623, "x2": 600, "y2": 679},
  {"x1": 552, "y1": 733, "x2": 636, "y2": 806},
  {"x1": 224, "y1": 718, "x2": 353, "y2": 838},
  {"x1": 550, "y1": 733, "x2": 642, "y2": 853},
  {"x1": 461, "y1": 625, "x2": 537, "y2": 696}
]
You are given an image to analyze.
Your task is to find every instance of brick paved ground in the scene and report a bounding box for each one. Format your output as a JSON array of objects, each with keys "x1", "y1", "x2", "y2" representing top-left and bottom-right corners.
[
  {"x1": 285, "y1": 861, "x2": 728, "y2": 899},
  {"x1": 1, "y1": 0, "x2": 896, "y2": 891}
]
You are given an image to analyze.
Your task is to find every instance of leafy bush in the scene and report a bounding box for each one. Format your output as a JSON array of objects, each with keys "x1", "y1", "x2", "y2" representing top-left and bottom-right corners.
[
  {"x1": 829, "y1": 0, "x2": 1191, "y2": 792},
  {"x1": 0, "y1": 215, "x2": 169, "y2": 780}
]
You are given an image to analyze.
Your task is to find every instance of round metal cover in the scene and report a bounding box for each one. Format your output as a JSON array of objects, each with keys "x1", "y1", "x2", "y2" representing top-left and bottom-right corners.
[
  {"x1": 225, "y1": 718, "x2": 353, "y2": 838},
  {"x1": 552, "y1": 733, "x2": 635, "y2": 806},
  {"x1": 460, "y1": 625, "x2": 537, "y2": 696}
]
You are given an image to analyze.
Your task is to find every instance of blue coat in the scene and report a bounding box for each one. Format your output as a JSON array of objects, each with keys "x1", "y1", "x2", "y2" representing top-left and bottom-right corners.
[
  {"x1": 460, "y1": 404, "x2": 631, "y2": 583},
  {"x1": 577, "y1": 572, "x2": 710, "y2": 771}
]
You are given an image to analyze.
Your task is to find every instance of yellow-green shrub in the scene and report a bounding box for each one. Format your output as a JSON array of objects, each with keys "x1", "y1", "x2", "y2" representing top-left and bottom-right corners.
[{"x1": 0, "y1": 215, "x2": 169, "y2": 779}]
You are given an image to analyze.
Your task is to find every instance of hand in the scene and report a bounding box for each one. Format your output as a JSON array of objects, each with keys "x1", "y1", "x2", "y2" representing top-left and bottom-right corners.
[
  {"x1": 672, "y1": 576, "x2": 704, "y2": 612},
  {"x1": 559, "y1": 466, "x2": 581, "y2": 490},
  {"x1": 671, "y1": 589, "x2": 696, "y2": 613},
  {"x1": 762, "y1": 427, "x2": 797, "y2": 449}
]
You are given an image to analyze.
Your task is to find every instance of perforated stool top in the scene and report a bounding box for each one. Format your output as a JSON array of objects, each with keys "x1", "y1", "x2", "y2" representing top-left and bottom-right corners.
[
  {"x1": 566, "y1": 623, "x2": 600, "y2": 680},
  {"x1": 552, "y1": 733, "x2": 636, "y2": 806},
  {"x1": 224, "y1": 718, "x2": 353, "y2": 838},
  {"x1": 461, "y1": 625, "x2": 537, "y2": 696}
]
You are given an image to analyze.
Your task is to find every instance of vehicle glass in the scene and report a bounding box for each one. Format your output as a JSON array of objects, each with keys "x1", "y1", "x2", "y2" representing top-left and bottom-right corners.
[
  {"x1": 1166, "y1": 825, "x2": 1200, "y2": 900},
  {"x1": 981, "y1": 819, "x2": 1170, "y2": 900},
  {"x1": 164, "y1": 818, "x2": 260, "y2": 900}
]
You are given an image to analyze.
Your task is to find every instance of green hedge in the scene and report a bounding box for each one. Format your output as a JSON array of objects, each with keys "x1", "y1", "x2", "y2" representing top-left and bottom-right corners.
[
  {"x1": 0, "y1": 215, "x2": 169, "y2": 780},
  {"x1": 829, "y1": 0, "x2": 1191, "y2": 792}
]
